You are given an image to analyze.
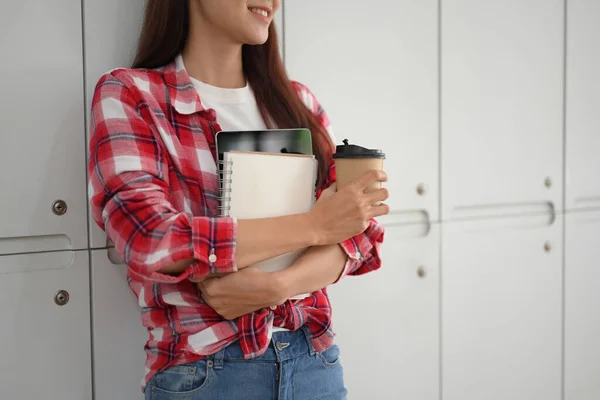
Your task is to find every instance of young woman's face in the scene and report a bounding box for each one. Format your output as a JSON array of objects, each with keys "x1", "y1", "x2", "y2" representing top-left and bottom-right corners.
[{"x1": 193, "y1": 0, "x2": 281, "y2": 45}]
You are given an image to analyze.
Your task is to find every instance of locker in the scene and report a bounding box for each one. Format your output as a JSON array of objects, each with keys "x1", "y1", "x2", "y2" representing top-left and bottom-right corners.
[
  {"x1": 565, "y1": 0, "x2": 600, "y2": 211},
  {"x1": 83, "y1": 0, "x2": 146, "y2": 248},
  {"x1": 0, "y1": 0, "x2": 88, "y2": 252},
  {"x1": 442, "y1": 215, "x2": 562, "y2": 400},
  {"x1": 441, "y1": 0, "x2": 564, "y2": 220},
  {"x1": 284, "y1": 0, "x2": 439, "y2": 221},
  {"x1": 327, "y1": 223, "x2": 439, "y2": 400},
  {"x1": 565, "y1": 210, "x2": 600, "y2": 400},
  {"x1": 0, "y1": 251, "x2": 92, "y2": 399},
  {"x1": 91, "y1": 249, "x2": 146, "y2": 400}
]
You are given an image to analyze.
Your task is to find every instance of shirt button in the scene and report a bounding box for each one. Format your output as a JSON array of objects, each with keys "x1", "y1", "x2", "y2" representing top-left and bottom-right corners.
[
  {"x1": 208, "y1": 253, "x2": 217, "y2": 263},
  {"x1": 270, "y1": 305, "x2": 277, "y2": 310},
  {"x1": 355, "y1": 251, "x2": 362, "y2": 260}
]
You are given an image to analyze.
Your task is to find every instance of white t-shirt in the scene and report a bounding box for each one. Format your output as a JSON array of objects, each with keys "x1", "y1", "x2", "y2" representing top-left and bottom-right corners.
[{"x1": 191, "y1": 77, "x2": 268, "y2": 131}]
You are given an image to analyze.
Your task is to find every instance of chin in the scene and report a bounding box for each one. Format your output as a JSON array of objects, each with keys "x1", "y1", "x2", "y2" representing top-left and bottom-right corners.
[{"x1": 243, "y1": 31, "x2": 270, "y2": 45}]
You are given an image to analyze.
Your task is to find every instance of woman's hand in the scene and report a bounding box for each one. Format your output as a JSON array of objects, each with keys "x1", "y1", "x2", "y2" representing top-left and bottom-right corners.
[
  {"x1": 307, "y1": 170, "x2": 390, "y2": 246},
  {"x1": 191, "y1": 268, "x2": 288, "y2": 320}
]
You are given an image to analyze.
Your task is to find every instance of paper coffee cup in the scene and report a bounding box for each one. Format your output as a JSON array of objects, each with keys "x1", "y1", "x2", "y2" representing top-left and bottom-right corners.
[{"x1": 333, "y1": 139, "x2": 385, "y2": 192}]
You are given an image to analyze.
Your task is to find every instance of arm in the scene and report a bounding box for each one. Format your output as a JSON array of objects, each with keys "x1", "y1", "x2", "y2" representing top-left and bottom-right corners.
[
  {"x1": 277, "y1": 244, "x2": 347, "y2": 298},
  {"x1": 293, "y1": 81, "x2": 386, "y2": 281},
  {"x1": 268, "y1": 192, "x2": 385, "y2": 299},
  {"x1": 196, "y1": 184, "x2": 386, "y2": 319},
  {"x1": 89, "y1": 72, "x2": 318, "y2": 283},
  {"x1": 196, "y1": 244, "x2": 346, "y2": 320},
  {"x1": 275, "y1": 179, "x2": 384, "y2": 296},
  {"x1": 157, "y1": 214, "x2": 317, "y2": 276},
  {"x1": 277, "y1": 221, "x2": 384, "y2": 299}
]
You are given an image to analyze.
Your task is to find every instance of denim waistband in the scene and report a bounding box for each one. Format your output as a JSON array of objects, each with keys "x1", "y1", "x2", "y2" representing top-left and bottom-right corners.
[{"x1": 208, "y1": 327, "x2": 317, "y2": 369}]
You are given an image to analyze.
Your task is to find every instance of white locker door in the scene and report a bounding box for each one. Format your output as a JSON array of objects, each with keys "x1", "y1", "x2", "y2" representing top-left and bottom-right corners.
[
  {"x1": 91, "y1": 249, "x2": 147, "y2": 400},
  {"x1": 0, "y1": 0, "x2": 88, "y2": 252},
  {"x1": 83, "y1": 0, "x2": 146, "y2": 248},
  {"x1": 565, "y1": 0, "x2": 600, "y2": 211},
  {"x1": 0, "y1": 251, "x2": 92, "y2": 399},
  {"x1": 284, "y1": 0, "x2": 439, "y2": 221},
  {"x1": 442, "y1": 216, "x2": 562, "y2": 400},
  {"x1": 327, "y1": 224, "x2": 439, "y2": 400},
  {"x1": 565, "y1": 210, "x2": 600, "y2": 400},
  {"x1": 441, "y1": 0, "x2": 564, "y2": 220}
]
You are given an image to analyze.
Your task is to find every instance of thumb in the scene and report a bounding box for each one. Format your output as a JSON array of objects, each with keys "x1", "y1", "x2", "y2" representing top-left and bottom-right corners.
[{"x1": 320, "y1": 183, "x2": 337, "y2": 198}]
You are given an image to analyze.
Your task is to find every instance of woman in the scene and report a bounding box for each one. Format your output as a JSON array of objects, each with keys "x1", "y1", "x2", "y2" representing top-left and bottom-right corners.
[{"x1": 88, "y1": 0, "x2": 389, "y2": 399}]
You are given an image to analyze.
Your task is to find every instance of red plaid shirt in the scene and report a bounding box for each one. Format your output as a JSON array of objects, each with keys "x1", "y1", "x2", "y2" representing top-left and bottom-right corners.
[{"x1": 88, "y1": 54, "x2": 384, "y2": 390}]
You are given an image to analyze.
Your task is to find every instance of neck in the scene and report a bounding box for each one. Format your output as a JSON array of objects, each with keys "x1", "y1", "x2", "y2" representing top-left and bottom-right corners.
[{"x1": 182, "y1": 11, "x2": 245, "y2": 88}]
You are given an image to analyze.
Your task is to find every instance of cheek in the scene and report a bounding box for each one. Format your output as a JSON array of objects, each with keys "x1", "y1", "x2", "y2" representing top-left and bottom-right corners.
[
  {"x1": 272, "y1": 0, "x2": 282, "y2": 14},
  {"x1": 205, "y1": 0, "x2": 247, "y2": 27}
]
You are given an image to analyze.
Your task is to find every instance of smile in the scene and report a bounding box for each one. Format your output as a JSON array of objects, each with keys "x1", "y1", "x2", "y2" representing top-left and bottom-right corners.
[{"x1": 248, "y1": 7, "x2": 269, "y2": 18}]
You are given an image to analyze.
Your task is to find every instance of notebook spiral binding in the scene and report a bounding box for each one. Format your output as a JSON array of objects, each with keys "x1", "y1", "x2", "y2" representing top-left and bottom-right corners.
[{"x1": 217, "y1": 159, "x2": 233, "y2": 217}]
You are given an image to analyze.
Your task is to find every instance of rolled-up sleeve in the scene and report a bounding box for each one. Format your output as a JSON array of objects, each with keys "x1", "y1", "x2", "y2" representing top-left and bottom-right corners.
[
  {"x1": 335, "y1": 220, "x2": 385, "y2": 281},
  {"x1": 88, "y1": 72, "x2": 237, "y2": 283}
]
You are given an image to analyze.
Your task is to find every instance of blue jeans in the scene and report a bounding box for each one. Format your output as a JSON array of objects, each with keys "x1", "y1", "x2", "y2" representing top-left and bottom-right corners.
[{"x1": 144, "y1": 328, "x2": 347, "y2": 399}]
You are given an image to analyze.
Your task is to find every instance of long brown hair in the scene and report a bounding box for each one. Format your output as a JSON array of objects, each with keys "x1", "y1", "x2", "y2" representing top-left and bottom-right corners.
[{"x1": 132, "y1": 0, "x2": 333, "y2": 187}]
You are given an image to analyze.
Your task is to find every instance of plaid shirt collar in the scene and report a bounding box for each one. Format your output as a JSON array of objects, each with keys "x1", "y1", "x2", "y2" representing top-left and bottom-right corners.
[{"x1": 163, "y1": 54, "x2": 214, "y2": 117}]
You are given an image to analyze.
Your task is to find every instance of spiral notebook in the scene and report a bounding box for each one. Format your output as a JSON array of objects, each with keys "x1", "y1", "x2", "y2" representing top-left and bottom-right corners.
[{"x1": 220, "y1": 151, "x2": 318, "y2": 299}]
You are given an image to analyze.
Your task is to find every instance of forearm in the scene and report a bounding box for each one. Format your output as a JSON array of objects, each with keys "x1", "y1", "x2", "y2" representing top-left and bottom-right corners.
[
  {"x1": 277, "y1": 244, "x2": 347, "y2": 298},
  {"x1": 159, "y1": 213, "x2": 318, "y2": 276},
  {"x1": 235, "y1": 214, "x2": 317, "y2": 269}
]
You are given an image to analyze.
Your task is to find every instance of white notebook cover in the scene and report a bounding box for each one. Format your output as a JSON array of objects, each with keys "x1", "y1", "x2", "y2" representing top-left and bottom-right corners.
[{"x1": 220, "y1": 151, "x2": 318, "y2": 299}]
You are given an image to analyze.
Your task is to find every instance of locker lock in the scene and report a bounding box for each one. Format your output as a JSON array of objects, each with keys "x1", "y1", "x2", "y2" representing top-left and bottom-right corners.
[
  {"x1": 417, "y1": 266, "x2": 426, "y2": 278},
  {"x1": 544, "y1": 241, "x2": 552, "y2": 253},
  {"x1": 544, "y1": 177, "x2": 552, "y2": 188},
  {"x1": 416, "y1": 183, "x2": 426, "y2": 196},
  {"x1": 52, "y1": 200, "x2": 67, "y2": 216},
  {"x1": 54, "y1": 290, "x2": 70, "y2": 306}
]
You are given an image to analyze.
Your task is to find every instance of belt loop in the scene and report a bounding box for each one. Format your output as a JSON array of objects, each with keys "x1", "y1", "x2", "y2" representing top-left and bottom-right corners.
[
  {"x1": 211, "y1": 347, "x2": 225, "y2": 370},
  {"x1": 301, "y1": 326, "x2": 317, "y2": 356}
]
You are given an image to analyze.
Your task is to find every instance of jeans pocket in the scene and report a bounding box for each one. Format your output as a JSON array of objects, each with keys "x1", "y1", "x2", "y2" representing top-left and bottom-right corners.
[
  {"x1": 148, "y1": 361, "x2": 210, "y2": 399},
  {"x1": 317, "y1": 344, "x2": 342, "y2": 368}
]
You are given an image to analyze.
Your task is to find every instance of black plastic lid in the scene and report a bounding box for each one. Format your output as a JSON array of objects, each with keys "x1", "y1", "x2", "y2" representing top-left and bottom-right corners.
[{"x1": 333, "y1": 139, "x2": 385, "y2": 159}]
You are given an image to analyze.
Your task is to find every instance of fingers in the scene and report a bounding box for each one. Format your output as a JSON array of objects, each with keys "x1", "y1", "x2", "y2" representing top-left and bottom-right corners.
[
  {"x1": 352, "y1": 170, "x2": 387, "y2": 190},
  {"x1": 365, "y1": 187, "x2": 389, "y2": 204},
  {"x1": 320, "y1": 183, "x2": 337, "y2": 198},
  {"x1": 367, "y1": 203, "x2": 390, "y2": 219}
]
